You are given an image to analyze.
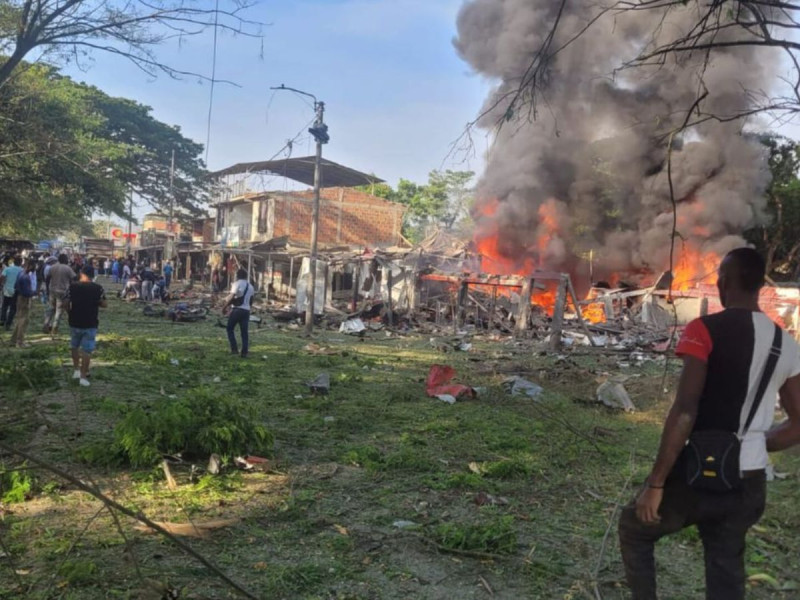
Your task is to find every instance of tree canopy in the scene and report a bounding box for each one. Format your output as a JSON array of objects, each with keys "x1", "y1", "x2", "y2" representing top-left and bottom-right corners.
[
  {"x1": 362, "y1": 170, "x2": 475, "y2": 243},
  {"x1": 746, "y1": 135, "x2": 800, "y2": 279},
  {"x1": 0, "y1": 0, "x2": 262, "y2": 89},
  {"x1": 0, "y1": 63, "x2": 207, "y2": 239}
]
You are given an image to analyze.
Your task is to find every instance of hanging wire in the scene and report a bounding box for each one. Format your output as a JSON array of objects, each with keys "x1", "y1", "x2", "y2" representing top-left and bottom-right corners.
[{"x1": 204, "y1": 0, "x2": 221, "y2": 166}]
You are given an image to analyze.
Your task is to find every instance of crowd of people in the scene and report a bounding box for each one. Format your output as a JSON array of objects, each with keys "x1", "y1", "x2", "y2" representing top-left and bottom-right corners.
[{"x1": 0, "y1": 251, "x2": 175, "y2": 358}]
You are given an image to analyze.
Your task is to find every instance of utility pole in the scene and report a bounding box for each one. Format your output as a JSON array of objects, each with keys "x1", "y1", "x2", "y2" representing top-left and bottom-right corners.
[
  {"x1": 270, "y1": 85, "x2": 329, "y2": 335},
  {"x1": 167, "y1": 149, "x2": 175, "y2": 263},
  {"x1": 126, "y1": 189, "x2": 133, "y2": 258}
]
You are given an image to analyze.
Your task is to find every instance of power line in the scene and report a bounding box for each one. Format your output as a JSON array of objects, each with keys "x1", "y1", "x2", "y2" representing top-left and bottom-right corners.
[{"x1": 204, "y1": 0, "x2": 221, "y2": 166}]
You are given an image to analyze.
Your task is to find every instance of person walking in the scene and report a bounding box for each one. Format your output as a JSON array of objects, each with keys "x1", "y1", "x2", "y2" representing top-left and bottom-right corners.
[
  {"x1": 64, "y1": 266, "x2": 107, "y2": 387},
  {"x1": 163, "y1": 260, "x2": 174, "y2": 289},
  {"x1": 111, "y1": 259, "x2": 120, "y2": 284},
  {"x1": 140, "y1": 265, "x2": 156, "y2": 301},
  {"x1": 222, "y1": 269, "x2": 254, "y2": 358},
  {"x1": 11, "y1": 259, "x2": 37, "y2": 348},
  {"x1": 0, "y1": 256, "x2": 22, "y2": 331},
  {"x1": 44, "y1": 254, "x2": 76, "y2": 335},
  {"x1": 121, "y1": 260, "x2": 131, "y2": 289},
  {"x1": 618, "y1": 248, "x2": 800, "y2": 600}
]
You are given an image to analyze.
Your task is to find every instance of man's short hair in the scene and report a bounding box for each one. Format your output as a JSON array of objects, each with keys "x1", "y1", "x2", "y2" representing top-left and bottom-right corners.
[
  {"x1": 237, "y1": 268, "x2": 248, "y2": 280},
  {"x1": 58, "y1": 253, "x2": 69, "y2": 264},
  {"x1": 80, "y1": 265, "x2": 94, "y2": 278},
  {"x1": 723, "y1": 247, "x2": 766, "y2": 293}
]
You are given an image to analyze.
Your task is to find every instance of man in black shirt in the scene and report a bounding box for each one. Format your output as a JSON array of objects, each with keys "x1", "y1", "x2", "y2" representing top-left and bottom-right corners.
[
  {"x1": 64, "y1": 266, "x2": 107, "y2": 387},
  {"x1": 618, "y1": 249, "x2": 800, "y2": 599}
]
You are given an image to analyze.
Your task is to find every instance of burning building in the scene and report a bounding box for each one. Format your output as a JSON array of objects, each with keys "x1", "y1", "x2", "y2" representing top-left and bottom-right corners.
[{"x1": 454, "y1": 0, "x2": 774, "y2": 295}]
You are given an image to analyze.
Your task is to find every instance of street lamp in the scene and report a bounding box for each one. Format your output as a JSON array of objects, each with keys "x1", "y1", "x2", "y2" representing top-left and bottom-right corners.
[{"x1": 271, "y1": 85, "x2": 329, "y2": 335}]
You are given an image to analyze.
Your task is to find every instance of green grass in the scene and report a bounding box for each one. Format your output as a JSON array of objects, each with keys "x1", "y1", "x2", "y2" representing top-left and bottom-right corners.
[{"x1": 0, "y1": 287, "x2": 798, "y2": 599}]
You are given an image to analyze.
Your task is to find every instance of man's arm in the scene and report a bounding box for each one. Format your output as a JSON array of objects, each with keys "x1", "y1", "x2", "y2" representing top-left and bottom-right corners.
[
  {"x1": 636, "y1": 356, "x2": 706, "y2": 523},
  {"x1": 767, "y1": 374, "x2": 800, "y2": 452}
]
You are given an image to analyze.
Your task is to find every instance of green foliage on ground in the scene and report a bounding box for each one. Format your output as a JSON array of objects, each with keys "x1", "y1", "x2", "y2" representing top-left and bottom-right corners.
[
  {"x1": 432, "y1": 514, "x2": 518, "y2": 555},
  {"x1": 108, "y1": 387, "x2": 273, "y2": 467},
  {"x1": 0, "y1": 465, "x2": 34, "y2": 504},
  {"x1": 1, "y1": 295, "x2": 799, "y2": 599}
]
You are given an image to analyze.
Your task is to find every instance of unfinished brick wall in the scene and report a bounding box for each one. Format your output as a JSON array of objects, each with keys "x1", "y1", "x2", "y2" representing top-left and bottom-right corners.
[{"x1": 269, "y1": 188, "x2": 405, "y2": 247}]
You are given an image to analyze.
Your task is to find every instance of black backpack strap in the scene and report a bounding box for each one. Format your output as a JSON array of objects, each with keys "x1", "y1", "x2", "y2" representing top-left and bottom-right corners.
[{"x1": 742, "y1": 323, "x2": 783, "y2": 435}]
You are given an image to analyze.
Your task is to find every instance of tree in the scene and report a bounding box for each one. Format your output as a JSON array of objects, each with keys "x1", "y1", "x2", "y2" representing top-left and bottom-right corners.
[
  {"x1": 0, "y1": 0, "x2": 262, "y2": 89},
  {"x1": 359, "y1": 171, "x2": 475, "y2": 243},
  {"x1": 0, "y1": 64, "x2": 208, "y2": 238},
  {"x1": 747, "y1": 135, "x2": 800, "y2": 278}
]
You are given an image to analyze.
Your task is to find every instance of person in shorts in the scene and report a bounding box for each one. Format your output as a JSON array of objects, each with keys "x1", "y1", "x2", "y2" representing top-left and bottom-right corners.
[{"x1": 64, "y1": 266, "x2": 107, "y2": 387}]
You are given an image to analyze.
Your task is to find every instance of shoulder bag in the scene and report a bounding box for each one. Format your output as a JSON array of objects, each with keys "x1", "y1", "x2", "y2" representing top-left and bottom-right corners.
[{"x1": 684, "y1": 322, "x2": 782, "y2": 493}]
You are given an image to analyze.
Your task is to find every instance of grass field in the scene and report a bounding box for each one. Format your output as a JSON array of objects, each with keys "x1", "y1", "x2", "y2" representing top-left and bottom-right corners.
[{"x1": 1, "y1": 284, "x2": 799, "y2": 599}]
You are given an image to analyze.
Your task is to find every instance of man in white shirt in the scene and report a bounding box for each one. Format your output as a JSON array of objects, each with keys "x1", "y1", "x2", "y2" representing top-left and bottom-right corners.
[{"x1": 222, "y1": 268, "x2": 254, "y2": 358}]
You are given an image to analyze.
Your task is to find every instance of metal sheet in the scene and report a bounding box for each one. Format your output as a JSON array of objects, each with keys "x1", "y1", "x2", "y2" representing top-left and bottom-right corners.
[{"x1": 210, "y1": 157, "x2": 384, "y2": 188}]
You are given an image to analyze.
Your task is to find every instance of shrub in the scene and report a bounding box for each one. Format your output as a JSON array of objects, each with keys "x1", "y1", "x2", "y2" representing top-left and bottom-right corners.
[
  {"x1": 0, "y1": 465, "x2": 34, "y2": 503},
  {"x1": 0, "y1": 356, "x2": 58, "y2": 393},
  {"x1": 103, "y1": 338, "x2": 169, "y2": 364},
  {"x1": 111, "y1": 387, "x2": 273, "y2": 467},
  {"x1": 432, "y1": 515, "x2": 517, "y2": 554}
]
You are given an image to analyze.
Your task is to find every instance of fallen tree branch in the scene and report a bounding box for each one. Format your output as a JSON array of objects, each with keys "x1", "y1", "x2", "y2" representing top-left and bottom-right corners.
[{"x1": 0, "y1": 441, "x2": 259, "y2": 600}]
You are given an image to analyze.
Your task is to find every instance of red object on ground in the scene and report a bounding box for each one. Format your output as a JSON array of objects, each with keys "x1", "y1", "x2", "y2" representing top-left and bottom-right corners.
[{"x1": 425, "y1": 364, "x2": 474, "y2": 399}]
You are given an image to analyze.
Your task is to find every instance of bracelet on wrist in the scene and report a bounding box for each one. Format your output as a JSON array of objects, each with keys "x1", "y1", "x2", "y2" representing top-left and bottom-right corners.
[{"x1": 647, "y1": 481, "x2": 665, "y2": 489}]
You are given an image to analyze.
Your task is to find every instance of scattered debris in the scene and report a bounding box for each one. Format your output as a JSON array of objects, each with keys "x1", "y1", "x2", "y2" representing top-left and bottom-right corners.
[
  {"x1": 596, "y1": 380, "x2": 636, "y2": 412},
  {"x1": 233, "y1": 456, "x2": 270, "y2": 471},
  {"x1": 307, "y1": 373, "x2": 331, "y2": 395},
  {"x1": 425, "y1": 364, "x2": 475, "y2": 402},
  {"x1": 339, "y1": 318, "x2": 366, "y2": 335},
  {"x1": 207, "y1": 453, "x2": 221, "y2": 475},
  {"x1": 170, "y1": 358, "x2": 180, "y2": 366},
  {"x1": 392, "y1": 520, "x2": 418, "y2": 530},
  {"x1": 303, "y1": 343, "x2": 339, "y2": 356},
  {"x1": 474, "y1": 491, "x2": 509, "y2": 507},
  {"x1": 134, "y1": 519, "x2": 237, "y2": 538},
  {"x1": 503, "y1": 376, "x2": 544, "y2": 399},
  {"x1": 323, "y1": 416, "x2": 336, "y2": 424}
]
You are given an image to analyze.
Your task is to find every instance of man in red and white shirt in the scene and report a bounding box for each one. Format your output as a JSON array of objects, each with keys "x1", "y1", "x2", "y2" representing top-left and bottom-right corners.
[{"x1": 618, "y1": 248, "x2": 800, "y2": 599}]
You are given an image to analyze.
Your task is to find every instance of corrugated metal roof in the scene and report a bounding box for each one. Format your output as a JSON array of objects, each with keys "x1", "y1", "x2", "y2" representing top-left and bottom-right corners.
[{"x1": 210, "y1": 157, "x2": 384, "y2": 188}]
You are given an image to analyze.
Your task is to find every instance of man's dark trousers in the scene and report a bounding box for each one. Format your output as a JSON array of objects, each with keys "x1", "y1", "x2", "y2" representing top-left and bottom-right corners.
[
  {"x1": 618, "y1": 472, "x2": 766, "y2": 600},
  {"x1": 1, "y1": 294, "x2": 17, "y2": 330},
  {"x1": 226, "y1": 308, "x2": 249, "y2": 357}
]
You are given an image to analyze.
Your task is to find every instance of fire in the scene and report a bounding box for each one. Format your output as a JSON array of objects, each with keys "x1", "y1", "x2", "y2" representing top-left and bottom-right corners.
[
  {"x1": 472, "y1": 198, "x2": 563, "y2": 316},
  {"x1": 671, "y1": 246, "x2": 719, "y2": 291}
]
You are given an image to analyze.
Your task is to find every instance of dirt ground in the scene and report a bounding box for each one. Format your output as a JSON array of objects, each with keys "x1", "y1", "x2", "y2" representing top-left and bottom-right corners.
[{"x1": 0, "y1": 282, "x2": 798, "y2": 599}]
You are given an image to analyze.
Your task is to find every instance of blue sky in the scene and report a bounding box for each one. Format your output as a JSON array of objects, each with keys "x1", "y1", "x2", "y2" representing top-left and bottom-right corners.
[{"x1": 63, "y1": 0, "x2": 492, "y2": 198}]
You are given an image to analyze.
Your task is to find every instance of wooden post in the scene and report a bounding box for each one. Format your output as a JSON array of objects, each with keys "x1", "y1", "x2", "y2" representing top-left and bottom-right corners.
[
  {"x1": 603, "y1": 296, "x2": 614, "y2": 320},
  {"x1": 288, "y1": 256, "x2": 295, "y2": 300},
  {"x1": 549, "y1": 276, "x2": 568, "y2": 352},
  {"x1": 185, "y1": 253, "x2": 192, "y2": 285},
  {"x1": 457, "y1": 280, "x2": 469, "y2": 331},
  {"x1": 386, "y1": 266, "x2": 394, "y2": 326},
  {"x1": 352, "y1": 263, "x2": 361, "y2": 313},
  {"x1": 515, "y1": 277, "x2": 534, "y2": 336},
  {"x1": 489, "y1": 284, "x2": 498, "y2": 331},
  {"x1": 566, "y1": 276, "x2": 598, "y2": 347},
  {"x1": 700, "y1": 296, "x2": 709, "y2": 316}
]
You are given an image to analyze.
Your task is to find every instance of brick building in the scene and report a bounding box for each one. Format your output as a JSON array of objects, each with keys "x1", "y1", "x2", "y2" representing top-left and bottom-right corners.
[{"x1": 217, "y1": 187, "x2": 405, "y2": 248}]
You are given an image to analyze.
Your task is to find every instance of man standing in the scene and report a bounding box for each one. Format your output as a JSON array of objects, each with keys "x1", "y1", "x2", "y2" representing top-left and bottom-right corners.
[
  {"x1": 121, "y1": 260, "x2": 131, "y2": 289},
  {"x1": 140, "y1": 264, "x2": 156, "y2": 301},
  {"x1": 11, "y1": 260, "x2": 37, "y2": 348},
  {"x1": 45, "y1": 254, "x2": 76, "y2": 335},
  {"x1": 64, "y1": 266, "x2": 107, "y2": 387},
  {"x1": 0, "y1": 256, "x2": 22, "y2": 331},
  {"x1": 618, "y1": 248, "x2": 800, "y2": 600},
  {"x1": 163, "y1": 260, "x2": 174, "y2": 289},
  {"x1": 111, "y1": 259, "x2": 120, "y2": 284},
  {"x1": 222, "y1": 268, "x2": 254, "y2": 358}
]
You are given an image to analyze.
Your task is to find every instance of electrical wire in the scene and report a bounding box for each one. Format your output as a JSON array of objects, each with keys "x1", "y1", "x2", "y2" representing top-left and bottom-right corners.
[{"x1": 204, "y1": 0, "x2": 221, "y2": 166}]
